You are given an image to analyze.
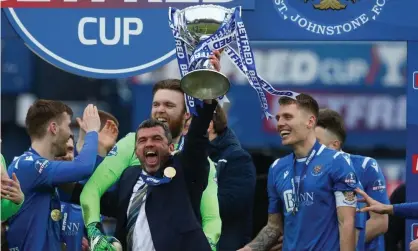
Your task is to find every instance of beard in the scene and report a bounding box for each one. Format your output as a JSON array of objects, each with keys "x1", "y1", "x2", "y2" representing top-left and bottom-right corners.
[
  {"x1": 52, "y1": 136, "x2": 69, "y2": 158},
  {"x1": 168, "y1": 115, "x2": 184, "y2": 139}
]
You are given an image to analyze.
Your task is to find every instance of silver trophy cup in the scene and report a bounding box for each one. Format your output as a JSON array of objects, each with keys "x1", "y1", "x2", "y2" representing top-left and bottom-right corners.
[{"x1": 172, "y1": 5, "x2": 232, "y2": 100}]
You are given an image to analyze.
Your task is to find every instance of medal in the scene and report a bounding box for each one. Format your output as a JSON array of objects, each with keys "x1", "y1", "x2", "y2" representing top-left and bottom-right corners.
[
  {"x1": 164, "y1": 167, "x2": 176, "y2": 179},
  {"x1": 50, "y1": 209, "x2": 62, "y2": 221}
]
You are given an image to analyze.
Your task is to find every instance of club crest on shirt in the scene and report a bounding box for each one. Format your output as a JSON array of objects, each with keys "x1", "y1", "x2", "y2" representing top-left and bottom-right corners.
[
  {"x1": 342, "y1": 191, "x2": 356, "y2": 205},
  {"x1": 311, "y1": 165, "x2": 323, "y2": 176},
  {"x1": 344, "y1": 172, "x2": 357, "y2": 187}
]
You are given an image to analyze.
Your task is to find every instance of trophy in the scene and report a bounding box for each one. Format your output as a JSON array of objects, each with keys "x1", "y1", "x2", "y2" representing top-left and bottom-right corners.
[
  {"x1": 169, "y1": 5, "x2": 299, "y2": 118},
  {"x1": 169, "y1": 5, "x2": 233, "y2": 100}
]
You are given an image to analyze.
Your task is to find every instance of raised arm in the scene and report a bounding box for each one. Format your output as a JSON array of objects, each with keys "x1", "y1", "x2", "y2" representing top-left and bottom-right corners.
[
  {"x1": 180, "y1": 101, "x2": 217, "y2": 184},
  {"x1": 80, "y1": 132, "x2": 137, "y2": 226}
]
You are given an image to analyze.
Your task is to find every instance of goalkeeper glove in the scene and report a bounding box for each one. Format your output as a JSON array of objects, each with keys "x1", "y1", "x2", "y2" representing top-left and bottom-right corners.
[{"x1": 87, "y1": 222, "x2": 117, "y2": 251}]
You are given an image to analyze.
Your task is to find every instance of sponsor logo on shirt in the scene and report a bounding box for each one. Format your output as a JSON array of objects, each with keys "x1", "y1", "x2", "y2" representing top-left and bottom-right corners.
[
  {"x1": 283, "y1": 187, "x2": 315, "y2": 213},
  {"x1": 107, "y1": 145, "x2": 118, "y2": 157},
  {"x1": 35, "y1": 159, "x2": 50, "y2": 173},
  {"x1": 370, "y1": 161, "x2": 379, "y2": 172},
  {"x1": 24, "y1": 156, "x2": 33, "y2": 161},
  {"x1": 372, "y1": 179, "x2": 386, "y2": 192},
  {"x1": 344, "y1": 172, "x2": 357, "y2": 186}
]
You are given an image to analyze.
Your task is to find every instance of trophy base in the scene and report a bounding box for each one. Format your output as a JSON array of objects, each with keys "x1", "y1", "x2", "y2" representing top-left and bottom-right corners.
[{"x1": 181, "y1": 69, "x2": 230, "y2": 100}]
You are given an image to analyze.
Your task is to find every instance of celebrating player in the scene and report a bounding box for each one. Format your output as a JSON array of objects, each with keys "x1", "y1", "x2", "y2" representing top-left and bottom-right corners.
[
  {"x1": 315, "y1": 108, "x2": 389, "y2": 251},
  {"x1": 239, "y1": 94, "x2": 359, "y2": 251},
  {"x1": 5, "y1": 101, "x2": 102, "y2": 251},
  {"x1": 80, "y1": 51, "x2": 223, "y2": 250},
  {"x1": 59, "y1": 112, "x2": 119, "y2": 251}
]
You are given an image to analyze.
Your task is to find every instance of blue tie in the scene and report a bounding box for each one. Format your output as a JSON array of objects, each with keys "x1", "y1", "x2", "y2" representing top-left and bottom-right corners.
[{"x1": 126, "y1": 183, "x2": 148, "y2": 250}]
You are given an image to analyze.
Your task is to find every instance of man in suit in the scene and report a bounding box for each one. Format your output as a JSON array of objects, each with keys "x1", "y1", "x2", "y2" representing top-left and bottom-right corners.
[{"x1": 72, "y1": 100, "x2": 217, "y2": 251}]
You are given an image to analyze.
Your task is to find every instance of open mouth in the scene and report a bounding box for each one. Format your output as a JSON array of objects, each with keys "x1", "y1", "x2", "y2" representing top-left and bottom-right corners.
[
  {"x1": 145, "y1": 150, "x2": 159, "y2": 165},
  {"x1": 280, "y1": 130, "x2": 291, "y2": 138},
  {"x1": 156, "y1": 117, "x2": 168, "y2": 124}
]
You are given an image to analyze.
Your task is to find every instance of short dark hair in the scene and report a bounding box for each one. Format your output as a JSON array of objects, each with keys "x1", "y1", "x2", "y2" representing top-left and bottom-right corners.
[
  {"x1": 278, "y1": 93, "x2": 319, "y2": 121},
  {"x1": 25, "y1": 99, "x2": 73, "y2": 139},
  {"x1": 152, "y1": 79, "x2": 183, "y2": 96},
  {"x1": 136, "y1": 119, "x2": 172, "y2": 144},
  {"x1": 98, "y1": 110, "x2": 119, "y2": 129},
  {"x1": 317, "y1": 108, "x2": 346, "y2": 144},
  {"x1": 212, "y1": 105, "x2": 227, "y2": 134}
]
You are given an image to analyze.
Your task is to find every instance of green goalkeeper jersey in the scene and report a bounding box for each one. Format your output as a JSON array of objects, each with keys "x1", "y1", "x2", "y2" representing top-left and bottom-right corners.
[
  {"x1": 1, "y1": 153, "x2": 24, "y2": 221},
  {"x1": 80, "y1": 133, "x2": 221, "y2": 250}
]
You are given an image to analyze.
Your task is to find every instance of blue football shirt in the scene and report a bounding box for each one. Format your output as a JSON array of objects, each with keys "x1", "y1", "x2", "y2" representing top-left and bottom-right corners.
[
  {"x1": 61, "y1": 202, "x2": 85, "y2": 251},
  {"x1": 268, "y1": 141, "x2": 359, "y2": 251},
  {"x1": 348, "y1": 154, "x2": 389, "y2": 251},
  {"x1": 6, "y1": 132, "x2": 98, "y2": 251}
]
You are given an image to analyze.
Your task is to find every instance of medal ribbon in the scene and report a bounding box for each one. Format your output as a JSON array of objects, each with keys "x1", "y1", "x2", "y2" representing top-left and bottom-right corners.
[{"x1": 292, "y1": 141, "x2": 322, "y2": 214}]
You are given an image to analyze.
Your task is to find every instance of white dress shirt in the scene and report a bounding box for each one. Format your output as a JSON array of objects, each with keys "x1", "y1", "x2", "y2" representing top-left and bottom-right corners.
[{"x1": 127, "y1": 178, "x2": 156, "y2": 251}]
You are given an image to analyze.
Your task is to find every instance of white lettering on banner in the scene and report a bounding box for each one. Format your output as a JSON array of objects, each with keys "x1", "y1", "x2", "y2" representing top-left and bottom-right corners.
[
  {"x1": 290, "y1": 14, "x2": 369, "y2": 36},
  {"x1": 376, "y1": 43, "x2": 407, "y2": 87},
  {"x1": 266, "y1": 94, "x2": 406, "y2": 132},
  {"x1": 133, "y1": 44, "x2": 406, "y2": 87},
  {"x1": 78, "y1": 17, "x2": 143, "y2": 46}
]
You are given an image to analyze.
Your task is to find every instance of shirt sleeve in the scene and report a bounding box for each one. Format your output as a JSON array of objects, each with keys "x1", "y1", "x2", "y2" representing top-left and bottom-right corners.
[
  {"x1": 267, "y1": 161, "x2": 281, "y2": 214},
  {"x1": 393, "y1": 202, "x2": 418, "y2": 219},
  {"x1": 331, "y1": 153, "x2": 359, "y2": 192},
  {"x1": 363, "y1": 158, "x2": 390, "y2": 204},
  {"x1": 80, "y1": 132, "x2": 136, "y2": 226},
  {"x1": 200, "y1": 159, "x2": 222, "y2": 251},
  {"x1": 331, "y1": 153, "x2": 359, "y2": 208},
  {"x1": 11, "y1": 132, "x2": 99, "y2": 188}
]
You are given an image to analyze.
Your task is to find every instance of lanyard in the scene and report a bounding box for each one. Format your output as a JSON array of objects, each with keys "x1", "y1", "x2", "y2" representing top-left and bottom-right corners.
[
  {"x1": 140, "y1": 171, "x2": 172, "y2": 186},
  {"x1": 292, "y1": 141, "x2": 322, "y2": 215},
  {"x1": 177, "y1": 136, "x2": 185, "y2": 151}
]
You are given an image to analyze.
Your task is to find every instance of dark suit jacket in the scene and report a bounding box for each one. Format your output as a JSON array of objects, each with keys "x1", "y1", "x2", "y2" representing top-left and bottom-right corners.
[
  {"x1": 208, "y1": 128, "x2": 256, "y2": 251},
  {"x1": 74, "y1": 102, "x2": 217, "y2": 251}
]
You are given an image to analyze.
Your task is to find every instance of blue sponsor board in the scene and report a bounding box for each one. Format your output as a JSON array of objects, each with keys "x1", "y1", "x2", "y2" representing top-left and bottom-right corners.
[{"x1": 132, "y1": 41, "x2": 407, "y2": 90}]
